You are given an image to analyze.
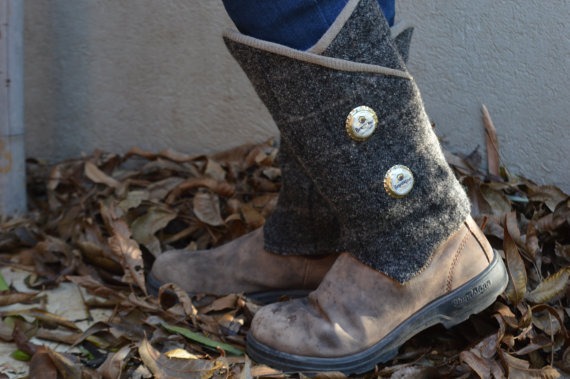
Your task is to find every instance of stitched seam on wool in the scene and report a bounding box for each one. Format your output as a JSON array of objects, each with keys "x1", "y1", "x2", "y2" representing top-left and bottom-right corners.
[
  {"x1": 403, "y1": 246, "x2": 436, "y2": 287},
  {"x1": 401, "y1": 220, "x2": 463, "y2": 286},
  {"x1": 445, "y1": 227, "x2": 470, "y2": 293},
  {"x1": 308, "y1": 0, "x2": 360, "y2": 54},
  {"x1": 223, "y1": 30, "x2": 413, "y2": 81}
]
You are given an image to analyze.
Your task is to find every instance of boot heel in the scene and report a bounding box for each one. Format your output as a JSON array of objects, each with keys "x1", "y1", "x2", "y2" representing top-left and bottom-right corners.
[{"x1": 439, "y1": 251, "x2": 508, "y2": 329}]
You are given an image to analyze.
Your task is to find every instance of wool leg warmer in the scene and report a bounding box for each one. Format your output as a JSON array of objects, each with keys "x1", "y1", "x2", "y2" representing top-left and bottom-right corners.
[
  {"x1": 263, "y1": 20, "x2": 414, "y2": 256},
  {"x1": 225, "y1": 0, "x2": 470, "y2": 283}
]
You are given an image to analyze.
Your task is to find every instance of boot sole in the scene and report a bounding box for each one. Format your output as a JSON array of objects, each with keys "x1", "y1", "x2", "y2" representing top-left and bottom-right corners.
[
  {"x1": 146, "y1": 273, "x2": 310, "y2": 304},
  {"x1": 246, "y1": 251, "x2": 508, "y2": 375}
]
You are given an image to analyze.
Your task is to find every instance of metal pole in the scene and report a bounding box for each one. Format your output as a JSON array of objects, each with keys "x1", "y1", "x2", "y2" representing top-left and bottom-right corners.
[{"x1": 0, "y1": 0, "x2": 26, "y2": 217}]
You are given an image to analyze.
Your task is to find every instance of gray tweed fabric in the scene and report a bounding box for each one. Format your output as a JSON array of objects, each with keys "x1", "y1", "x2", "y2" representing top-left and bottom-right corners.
[
  {"x1": 229, "y1": 0, "x2": 470, "y2": 282},
  {"x1": 393, "y1": 26, "x2": 414, "y2": 63},
  {"x1": 264, "y1": 142, "x2": 342, "y2": 255},
  {"x1": 264, "y1": 19, "x2": 413, "y2": 256}
]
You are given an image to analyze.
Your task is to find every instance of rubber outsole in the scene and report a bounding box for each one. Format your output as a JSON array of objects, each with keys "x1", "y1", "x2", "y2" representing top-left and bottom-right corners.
[
  {"x1": 246, "y1": 251, "x2": 509, "y2": 375},
  {"x1": 146, "y1": 273, "x2": 311, "y2": 305}
]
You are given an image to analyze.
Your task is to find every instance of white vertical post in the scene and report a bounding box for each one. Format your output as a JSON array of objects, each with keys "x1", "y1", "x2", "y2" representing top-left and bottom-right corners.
[{"x1": 0, "y1": 0, "x2": 26, "y2": 217}]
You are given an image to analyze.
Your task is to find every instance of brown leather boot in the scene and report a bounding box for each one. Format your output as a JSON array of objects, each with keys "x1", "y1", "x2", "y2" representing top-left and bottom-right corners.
[
  {"x1": 148, "y1": 20, "x2": 414, "y2": 301},
  {"x1": 247, "y1": 217, "x2": 507, "y2": 374},
  {"x1": 221, "y1": 0, "x2": 509, "y2": 373},
  {"x1": 148, "y1": 229, "x2": 339, "y2": 303}
]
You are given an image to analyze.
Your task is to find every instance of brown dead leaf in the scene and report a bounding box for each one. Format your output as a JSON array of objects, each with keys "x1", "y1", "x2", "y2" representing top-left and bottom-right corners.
[
  {"x1": 71, "y1": 321, "x2": 120, "y2": 350},
  {"x1": 118, "y1": 189, "x2": 150, "y2": 211},
  {"x1": 108, "y1": 231, "x2": 146, "y2": 294},
  {"x1": 505, "y1": 212, "x2": 524, "y2": 250},
  {"x1": 512, "y1": 341, "x2": 551, "y2": 357},
  {"x1": 0, "y1": 291, "x2": 38, "y2": 306},
  {"x1": 157, "y1": 283, "x2": 198, "y2": 323},
  {"x1": 501, "y1": 351, "x2": 561, "y2": 378},
  {"x1": 481, "y1": 185, "x2": 512, "y2": 217},
  {"x1": 495, "y1": 303, "x2": 520, "y2": 329},
  {"x1": 527, "y1": 185, "x2": 568, "y2": 212},
  {"x1": 460, "y1": 350, "x2": 491, "y2": 379},
  {"x1": 193, "y1": 191, "x2": 225, "y2": 227},
  {"x1": 166, "y1": 178, "x2": 234, "y2": 204},
  {"x1": 131, "y1": 205, "x2": 177, "y2": 257},
  {"x1": 240, "y1": 203, "x2": 265, "y2": 229},
  {"x1": 210, "y1": 142, "x2": 257, "y2": 163},
  {"x1": 203, "y1": 158, "x2": 226, "y2": 182},
  {"x1": 249, "y1": 364, "x2": 283, "y2": 377},
  {"x1": 85, "y1": 161, "x2": 120, "y2": 188},
  {"x1": 504, "y1": 217, "x2": 527, "y2": 305},
  {"x1": 164, "y1": 348, "x2": 200, "y2": 360},
  {"x1": 261, "y1": 167, "x2": 281, "y2": 181},
  {"x1": 464, "y1": 177, "x2": 493, "y2": 216},
  {"x1": 31, "y1": 235, "x2": 78, "y2": 286},
  {"x1": 101, "y1": 201, "x2": 147, "y2": 294},
  {"x1": 98, "y1": 344, "x2": 134, "y2": 379},
  {"x1": 482, "y1": 104, "x2": 501, "y2": 178},
  {"x1": 525, "y1": 222, "x2": 539, "y2": 260},
  {"x1": 29, "y1": 347, "x2": 59, "y2": 379},
  {"x1": 46, "y1": 347, "x2": 84, "y2": 378},
  {"x1": 554, "y1": 242, "x2": 570, "y2": 261},
  {"x1": 3, "y1": 308, "x2": 81, "y2": 331},
  {"x1": 534, "y1": 213, "x2": 565, "y2": 234},
  {"x1": 15, "y1": 137, "x2": 570, "y2": 377},
  {"x1": 35, "y1": 327, "x2": 83, "y2": 346},
  {"x1": 148, "y1": 177, "x2": 187, "y2": 201},
  {"x1": 47, "y1": 163, "x2": 64, "y2": 191},
  {"x1": 526, "y1": 268, "x2": 570, "y2": 304},
  {"x1": 0, "y1": 318, "x2": 15, "y2": 341},
  {"x1": 531, "y1": 306, "x2": 565, "y2": 338},
  {"x1": 244, "y1": 145, "x2": 274, "y2": 167},
  {"x1": 199, "y1": 294, "x2": 239, "y2": 314},
  {"x1": 460, "y1": 333, "x2": 504, "y2": 379},
  {"x1": 77, "y1": 239, "x2": 124, "y2": 274},
  {"x1": 66, "y1": 275, "x2": 126, "y2": 301},
  {"x1": 138, "y1": 338, "x2": 225, "y2": 379}
]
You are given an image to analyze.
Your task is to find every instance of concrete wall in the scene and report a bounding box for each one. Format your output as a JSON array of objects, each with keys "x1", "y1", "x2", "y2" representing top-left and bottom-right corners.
[
  {"x1": 24, "y1": 1, "x2": 569, "y2": 192},
  {"x1": 397, "y1": 1, "x2": 570, "y2": 192}
]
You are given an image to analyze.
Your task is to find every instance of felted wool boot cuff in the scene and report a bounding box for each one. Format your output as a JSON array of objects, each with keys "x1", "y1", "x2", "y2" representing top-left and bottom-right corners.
[
  {"x1": 263, "y1": 21, "x2": 414, "y2": 256},
  {"x1": 225, "y1": 0, "x2": 470, "y2": 283},
  {"x1": 263, "y1": 142, "x2": 342, "y2": 255},
  {"x1": 390, "y1": 20, "x2": 414, "y2": 63}
]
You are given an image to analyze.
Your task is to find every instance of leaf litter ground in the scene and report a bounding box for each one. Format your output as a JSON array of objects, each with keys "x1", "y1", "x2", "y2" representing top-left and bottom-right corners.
[{"x1": 1, "y1": 118, "x2": 570, "y2": 378}]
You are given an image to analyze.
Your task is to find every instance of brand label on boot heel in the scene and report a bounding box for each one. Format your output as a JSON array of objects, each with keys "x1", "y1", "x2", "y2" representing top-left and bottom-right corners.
[{"x1": 452, "y1": 280, "x2": 492, "y2": 307}]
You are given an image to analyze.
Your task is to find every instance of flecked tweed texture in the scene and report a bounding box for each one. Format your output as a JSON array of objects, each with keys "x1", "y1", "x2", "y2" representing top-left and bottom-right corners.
[
  {"x1": 263, "y1": 142, "x2": 342, "y2": 255},
  {"x1": 228, "y1": 0, "x2": 471, "y2": 282},
  {"x1": 264, "y1": 21, "x2": 414, "y2": 256},
  {"x1": 393, "y1": 26, "x2": 414, "y2": 63}
]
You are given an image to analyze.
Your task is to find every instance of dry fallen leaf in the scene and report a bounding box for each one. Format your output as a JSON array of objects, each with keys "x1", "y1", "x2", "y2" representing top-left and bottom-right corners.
[
  {"x1": 139, "y1": 338, "x2": 226, "y2": 379},
  {"x1": 131, "y1": 205, "x2": 178, "y2": 257},
  {"x1": 84, "y1": 161, "x2": 121, "y2": 189},
  {"x1": 0, "y1": 291, "x2": 38, "y2": 306},
  {"x1": 503, "y1": 217, "x2": 527, "y2": 306},
  {"x1": 526, "y1": 268, "x2": 570, "y2": 304},
  {"x1": 482, "y1": 104, "x2": 501, "y2": 179},
  {"x1": 2, "y1": 122, "x2": 569, "y2": 378},
  {"x1": 193, "y1": 191, "x2": 225, "y2": 227},
  {"x1": 28, "y1": 347, "x2": 58, "y2": 379}
]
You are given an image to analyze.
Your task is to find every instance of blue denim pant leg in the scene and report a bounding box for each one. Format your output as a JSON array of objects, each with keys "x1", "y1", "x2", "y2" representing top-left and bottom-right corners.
[{"x1": 222, "y1": 0, "x2": 395, "y2": 50}]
